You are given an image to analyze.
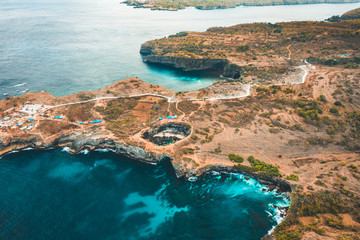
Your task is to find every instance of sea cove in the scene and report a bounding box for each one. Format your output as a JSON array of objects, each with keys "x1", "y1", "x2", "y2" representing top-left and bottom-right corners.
[{"x1": 0, "y1": 149, "x2": 290, "y2": 239}]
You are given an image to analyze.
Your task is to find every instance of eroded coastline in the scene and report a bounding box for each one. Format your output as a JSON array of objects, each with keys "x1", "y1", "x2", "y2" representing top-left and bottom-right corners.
[{"x1": 0, "y1": 147, "x2": 291, "y2": 239}]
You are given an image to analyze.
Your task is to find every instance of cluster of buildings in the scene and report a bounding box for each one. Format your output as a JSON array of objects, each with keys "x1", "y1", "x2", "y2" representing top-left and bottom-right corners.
[
  {"x1": 0, "y1": 101, "x2": 105, "y2": 133},
  {"x1": 77, "y1": 120, "x2": 102, "y2": 125},
  {"x1": 151, "y1": 115, "x2": 178, "y2": 124}
]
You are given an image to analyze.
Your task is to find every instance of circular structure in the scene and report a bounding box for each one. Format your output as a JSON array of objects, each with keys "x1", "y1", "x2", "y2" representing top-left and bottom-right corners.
[{"x1": 142, "y1": 123, "x2": 191, "y2": 146}]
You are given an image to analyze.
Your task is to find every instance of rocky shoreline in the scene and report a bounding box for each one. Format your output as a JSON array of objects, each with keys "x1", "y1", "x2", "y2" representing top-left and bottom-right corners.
[
  {"x1": 0, "y1": 128, "x2": 291, "y2": 194},
  {"x1": 0, "y1": 134, "x2": 292, "y2": 196},
  {"x1": 0, "y1": 135, "x2": 166, "y2": 165}
]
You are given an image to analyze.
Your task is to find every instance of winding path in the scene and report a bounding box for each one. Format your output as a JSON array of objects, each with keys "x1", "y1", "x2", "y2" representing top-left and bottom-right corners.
[
  {"x1": 287, "y1": 44, "x2": 292, "y2": 59},
  {"x1": 33, "y1": 61, "x2": 311, "y2": 115}
]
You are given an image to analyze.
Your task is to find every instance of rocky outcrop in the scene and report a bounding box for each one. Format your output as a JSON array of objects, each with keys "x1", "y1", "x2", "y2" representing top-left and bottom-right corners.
[
  {"x1": 56, "y1": 134, "x2": 167, "y2": 164},
  {"x1": 140, "y1": 44, "x2": 157, "y2": 55},
  {"x1": 222, "y1": 63, "x2": 243, "y2": 79},
  {"x1": 0, "y1": 136, "x2": 43, "y2": 149}
]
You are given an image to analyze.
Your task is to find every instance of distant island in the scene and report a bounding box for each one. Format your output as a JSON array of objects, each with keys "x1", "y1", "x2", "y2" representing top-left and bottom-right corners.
[{"x1": 122, "y1": 0, "x2": 360, "y2": 11}]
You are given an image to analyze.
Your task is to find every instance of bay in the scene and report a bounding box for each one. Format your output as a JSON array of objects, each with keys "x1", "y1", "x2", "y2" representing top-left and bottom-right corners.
[{"x1": 0, "y1": 0, "x2": 359, "y2": 98}]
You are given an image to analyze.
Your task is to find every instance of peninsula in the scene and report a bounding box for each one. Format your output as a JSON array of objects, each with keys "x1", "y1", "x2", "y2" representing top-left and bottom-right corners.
[
  {"x1": 1, "y1": 17, "x2": 360, "y2": 240},
  {"x1": 122, "y1": 0, "x2": 360, "y2": 11}
]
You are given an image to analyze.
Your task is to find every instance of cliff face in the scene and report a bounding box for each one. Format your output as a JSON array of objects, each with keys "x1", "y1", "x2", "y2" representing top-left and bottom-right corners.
[
  {"x1": 0, "y1": 133, "x2": 292, "y2": 195},
  {"x1": 223, "y1": 63, "x2": 243, "y2": 79},
  {"x1": 0, "y1": 134, "x2": 167, "y2": 165},
  {"x1": 140, "y1": 43, "x2": 242, "y2": 78},
  {"x1": 143, "y1": 55, "x2": 228, "y2": 72},
  {"x1": 140, "y1": 44, "x2": 157, "y2": 55}
]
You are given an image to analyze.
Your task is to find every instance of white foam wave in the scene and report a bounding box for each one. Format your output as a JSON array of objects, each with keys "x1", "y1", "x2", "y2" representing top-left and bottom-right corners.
[
  {"x1": 188, "y1": 176, "x2": 198, "y2": 182},
  {"x1": 23, "y1": 147, "x2": 34, "y2": 151},
  {"x1": 10, "y1": 82, "x2": 27, "y2": 88},
  {"x1": 80, "y1": 149, "x2": 89, "y2": 154},
  {"x1": 266, "y1": 201, "x2": 290, "y2": 235},
  {"x1": 94, "y1": 148, "x2": 116, "y2": 153},
  {"x1": 61, "y1": 147, "x2": 71, "y2": 153}
]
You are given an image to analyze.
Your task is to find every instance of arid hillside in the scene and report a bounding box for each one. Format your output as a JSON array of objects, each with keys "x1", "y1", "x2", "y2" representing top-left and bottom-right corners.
[{"x1": 141, "y1": 20, "x2": 360, "y2": 82}]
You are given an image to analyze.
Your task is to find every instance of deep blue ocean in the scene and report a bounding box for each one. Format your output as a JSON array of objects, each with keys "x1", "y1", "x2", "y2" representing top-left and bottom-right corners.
[{"x1": 0, "y1": 149, "x2": 290, "y2": 240}]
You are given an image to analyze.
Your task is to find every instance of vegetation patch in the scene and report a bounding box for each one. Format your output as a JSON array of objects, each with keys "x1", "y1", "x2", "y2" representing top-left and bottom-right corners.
[
  {"x1": 228, "y1": 153, "x2": 244, "y2": 163},
  {"x1": 275, "y1": 190, "x2": 360, "y2": 240},
  {"x1": 233, "y1": 156, "x2": 280, "y2": 178},
  {"x1": 286, "y1": 174, "x2": 299, "y2": 181}
]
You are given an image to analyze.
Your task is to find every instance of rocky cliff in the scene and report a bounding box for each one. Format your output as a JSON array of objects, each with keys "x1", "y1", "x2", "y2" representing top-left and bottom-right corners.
[
  {"x1": 0, "y1": 134, "x2": 167, "y2": 165},
  {"x1": 140, "y1": 43, "x2": 243, "y2": 79}
]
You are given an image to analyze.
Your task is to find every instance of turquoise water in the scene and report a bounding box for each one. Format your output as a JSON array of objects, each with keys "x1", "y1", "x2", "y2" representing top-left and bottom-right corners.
[
  {"x1": 0, "y1": 0, "x2": 360, "y2": 98},
  {"x1": 0, "y1": 149, "x2": 290, "y2": 239}
]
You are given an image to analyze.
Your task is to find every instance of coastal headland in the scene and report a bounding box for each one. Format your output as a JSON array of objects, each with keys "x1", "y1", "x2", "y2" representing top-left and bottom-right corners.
[
  {"x1": 1, "y1": 18, "x2": 360, "y2": 239},
  {"x1": 122, "y1": 0, "x2": 360, "y2": 11}
]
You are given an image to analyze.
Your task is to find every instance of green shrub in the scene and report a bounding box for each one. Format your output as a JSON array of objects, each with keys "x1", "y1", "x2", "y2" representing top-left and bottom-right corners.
[
  {"x1": 275, "y1": 230, "x2": 302, "y2": 240},
  {"x1": 228, "y1": 153, "x2": 244, "y2": 163},
  {"x1": 286, "y1": 174, "x2": 299, "y2": 181},
  {"x1": 334, "y1": 101, "x2": 342, "y2": 106},
  {"x1": 318, "y1": 94, "x2": 327, "y2": 102},
  {"x1": 191, "y1": 134, "x2": 199, "y2": 141},
  {"x1": 236, "y1": 45, "x2": 249, "y2": 52},
  {"x1": 183, "y1": 148, "x2": 195, "y2": 154},
  {"x1": 325, "y1": 217, "x2": 344, "y2": 229},
  {"x1": 233, "y1": 164, "x2": 255, "y2": 173},
  {"x1": 214, "y1": 146, "x2": 222, "y2": 153},
  {"x1": 205, "y1": 135, "x2": 213, "y2": 142},
  {"x1": 247, "y1": 156, "x2": 281, "y2": 177},
  {"x1": 329, "y1": 107, "x2": 339, "y2": 115},
  {"x1": 304, "y1": 224, "x2": 325, "y2": 235},
  {"x1": 348, "y1": 164, "x2": 358, "y2": 172},
  {"x1": 314, "y1": 180, "x2": 326, "y2": 186}
]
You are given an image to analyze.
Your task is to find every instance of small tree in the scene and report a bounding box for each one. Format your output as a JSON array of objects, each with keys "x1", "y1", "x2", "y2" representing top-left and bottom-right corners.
[
  {"x1": 228, "y1": 153, "x2": 244, "y2": 163},
  {"x1": 318, "y1": 95, "x2": 326, "y2": 102}
]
